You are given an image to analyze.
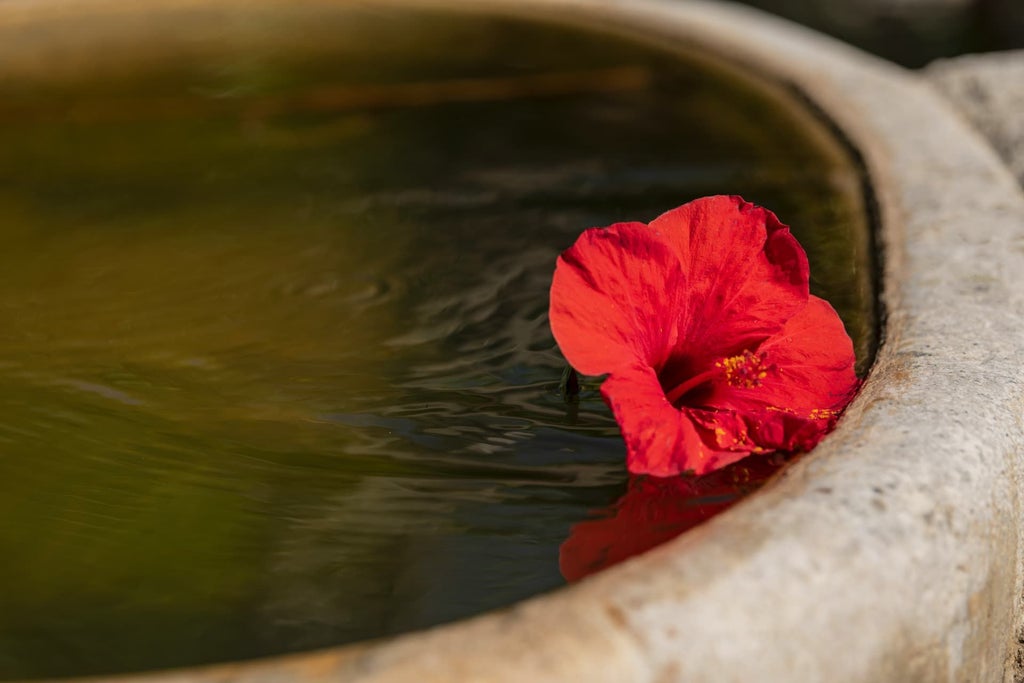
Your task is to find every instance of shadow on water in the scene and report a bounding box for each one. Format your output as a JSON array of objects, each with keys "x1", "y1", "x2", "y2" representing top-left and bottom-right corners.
[{"x1": 0, "y1": 4, "x2": 874, "y2": 678}]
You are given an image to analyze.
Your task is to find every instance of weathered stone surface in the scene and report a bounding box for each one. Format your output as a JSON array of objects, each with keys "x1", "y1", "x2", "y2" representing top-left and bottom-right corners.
[{"x1": 925, "y1": 50, "x2": 1024, "y2": 186}]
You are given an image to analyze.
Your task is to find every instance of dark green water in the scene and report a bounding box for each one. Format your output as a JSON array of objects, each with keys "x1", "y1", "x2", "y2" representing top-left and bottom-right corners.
[{"x1": 0, "y1": 6, "x2": 874, "y2": 678}]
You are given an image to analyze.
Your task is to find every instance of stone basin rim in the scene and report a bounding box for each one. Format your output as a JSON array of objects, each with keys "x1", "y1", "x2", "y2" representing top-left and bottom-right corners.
[{"x1": 8, "y1": 0, "x2": 1024, "y2": 681}]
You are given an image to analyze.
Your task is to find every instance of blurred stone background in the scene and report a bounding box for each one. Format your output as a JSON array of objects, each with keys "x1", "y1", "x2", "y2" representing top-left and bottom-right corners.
[
  {"x1": 730, "y1": 0, "x2": 1024, "y2": 189},
  {"x1": 734, "y1": 0, "x2": 1023, "y2": 67},
  {"x1": 926, "y1": 51, "x2": 1024, "y2": 187}
]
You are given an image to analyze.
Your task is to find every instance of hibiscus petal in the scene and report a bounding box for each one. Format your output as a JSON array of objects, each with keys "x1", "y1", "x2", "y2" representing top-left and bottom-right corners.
[
  {"x1": 708, "y1": 296, "x2": 859, "y2": 448},
  {"x1": 550, "y1": 222, "x2": 687, "y2": 376},
  {"x1": 549, "y1": 197, "x2": 860, "y2": 477},
  {"x1": 744, "y1": 408, "x2": 835, "y2": 453},
  {"x1": 649, "y1": 195, "x2": 809, "y2": 351},
  {"x1": 600, "y1": 364, "x2": 752, "y2": 476}
]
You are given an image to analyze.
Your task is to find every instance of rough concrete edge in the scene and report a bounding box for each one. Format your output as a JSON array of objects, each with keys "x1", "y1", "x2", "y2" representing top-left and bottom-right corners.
[
  {"x1": 7, "y1": 1, "x2": 1024, "y2": 682},
  {"x1": 919, "y1": 51, "x2": 1024, "y2": 681}
]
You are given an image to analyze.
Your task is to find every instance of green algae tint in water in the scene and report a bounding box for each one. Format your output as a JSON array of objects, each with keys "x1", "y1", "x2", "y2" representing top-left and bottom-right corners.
[{"x1": 0, "y1": 6, "x2": 874, "y2": 678}]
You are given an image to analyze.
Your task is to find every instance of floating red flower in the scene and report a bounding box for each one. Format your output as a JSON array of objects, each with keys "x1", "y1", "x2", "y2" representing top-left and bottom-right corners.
[
  {"x1": 559, "y1": 453, "x2": 787, "y2": 582},
  {"x1": 550, "y1": 195, "x2": 858, "y2": 476}
]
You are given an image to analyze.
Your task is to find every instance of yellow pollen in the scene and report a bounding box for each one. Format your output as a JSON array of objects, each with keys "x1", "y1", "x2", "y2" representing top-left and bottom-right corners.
[
  {"x1": 715, "y1": 349, "x2": 770, "y2": 389},
  {"x1": 767, "y1": 405, "x2": 840, "y2": 420}
]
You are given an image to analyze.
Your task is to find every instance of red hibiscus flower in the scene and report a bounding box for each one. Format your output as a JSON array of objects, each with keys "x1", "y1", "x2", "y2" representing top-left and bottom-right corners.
[
  {"x1": 550, "y1": 195, "x2": 858, "y2": 477},
  {"x1": 559, "y1": 453, "x2": 787, "y2": 582}
]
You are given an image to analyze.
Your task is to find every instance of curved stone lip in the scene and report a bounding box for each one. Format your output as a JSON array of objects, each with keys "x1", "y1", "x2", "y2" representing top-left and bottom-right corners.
[{"x1": 9, "y1": 0, "x2": 1024, "y2": 681}]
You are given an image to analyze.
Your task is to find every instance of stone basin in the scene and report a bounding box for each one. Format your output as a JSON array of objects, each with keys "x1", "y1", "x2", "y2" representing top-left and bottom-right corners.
[{"x1": 3, "y1": 0, "x2": 1024, "y2": 681}]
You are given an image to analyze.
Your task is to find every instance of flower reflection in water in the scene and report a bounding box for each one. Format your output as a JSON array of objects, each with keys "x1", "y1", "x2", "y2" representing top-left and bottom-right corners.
[{"x1": 559, "y1": 453, "x2": 790, "y2": 582}]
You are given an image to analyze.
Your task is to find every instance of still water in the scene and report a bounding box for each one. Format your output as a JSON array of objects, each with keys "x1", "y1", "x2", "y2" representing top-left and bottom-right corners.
[{"x1": 0, "y1": 5, "x2": 874, "y2": 678}]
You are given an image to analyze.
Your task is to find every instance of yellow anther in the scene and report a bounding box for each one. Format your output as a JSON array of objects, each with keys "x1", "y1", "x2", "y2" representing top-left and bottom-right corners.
[{"x1": 715, "y1": 349, "x2": 770, "y2": 389}]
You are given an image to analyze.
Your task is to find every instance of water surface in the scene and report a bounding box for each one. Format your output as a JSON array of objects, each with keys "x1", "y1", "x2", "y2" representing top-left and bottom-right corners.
[{"x1": 0, "y1": 6, "x2": 873, "y2": 678}]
